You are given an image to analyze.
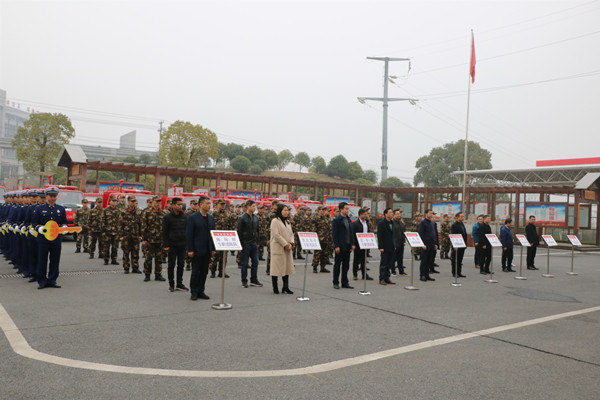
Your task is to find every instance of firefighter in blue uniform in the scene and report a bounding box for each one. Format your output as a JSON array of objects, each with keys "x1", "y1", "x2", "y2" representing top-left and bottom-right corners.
[
  {"x1": 32, "y1": 186, "x2": 67, "y2": 289},
  {"x1": 26, "y1": 189, "x2": 45, "y2": 283},
  {"x1": 7, "y1": 191, "x2": 23, "y2": 271}
]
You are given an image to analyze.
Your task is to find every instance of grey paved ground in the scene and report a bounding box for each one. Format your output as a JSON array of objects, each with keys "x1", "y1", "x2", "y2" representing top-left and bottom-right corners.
[{"x1": 1, "y1": 241, "x2": 599, "y2": 399}]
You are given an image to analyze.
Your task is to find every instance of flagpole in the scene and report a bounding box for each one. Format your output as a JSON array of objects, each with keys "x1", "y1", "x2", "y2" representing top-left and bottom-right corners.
[{"x1": 462, "y1": 29, "x2": 474, "y2": 216}]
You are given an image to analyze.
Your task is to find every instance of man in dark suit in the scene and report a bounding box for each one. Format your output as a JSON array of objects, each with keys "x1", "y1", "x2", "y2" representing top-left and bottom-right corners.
[
  {"x1": 392, "y1": 209, "x2": 406, "y2": 276},
  {"x1": 351, "y1": 208, "x2": 372, "y2": 281},
  {"x1": 525, "y1": 215, "x2": 539, "y2": 270},
  {"x1": 479, "y1": 215, "x2": 492, "y2": 274},
  {"x1": 418, "y1": 209, "x2": 438, "y2": 282},
  {"x1": 186, "y1": 197, "x2": 215, "y2": 300},
  {"x1": 450, "y1": 212, "x2": 467, "y2": 278},
  {"x1": 377, "y1": 208, "x2": 396, "y2": 285},
  {"x1": 331, "y1": 202, "x2": 355, "y2": 289}
]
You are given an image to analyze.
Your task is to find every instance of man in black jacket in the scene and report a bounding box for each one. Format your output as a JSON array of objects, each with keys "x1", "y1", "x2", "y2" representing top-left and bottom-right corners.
[
  {"x1": 418, "y1": 209, "x2": 438, "y2": 282},
  {"x1": 392, "y1": 209, "x2": 407, "y2": 276},
  {"x1": 351, "y1": 208, "x2": 372, "y2": 281},
  {"x1": 237, "y1": 199, "x2": 262, "y2": 288},
  {"x1": 479, "y1": 215, "x2": 492, "y2": 274},
  {"x1": 331, "y1": 202, "x2": 355, "y2": 289},
  {"x1": 450, "y1": 212, "x2": 467, "y2": 278},
  {"x1": 377, "y1": 208, "x2": 396, "y2": 285},
  {"x1": 186, "y1": 197, "x2": 215, "y2": 300},
  {"x1": 525, "y1": 215, "x2": 539, "y2": 270},
  {"x1": 163, "y1": 197, "x2": 188, "y2": 292}
]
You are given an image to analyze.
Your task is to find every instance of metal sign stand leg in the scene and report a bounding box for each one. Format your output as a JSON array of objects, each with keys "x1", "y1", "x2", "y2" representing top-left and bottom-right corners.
[
  {"x1": 515, "y1": 245, "x2": 527, "y2": 280},
  {"x1": 451, "y1": 248, "x2": 461, "y2": 287},
  {"x1": 212, "y1": 250, "x2": 232, "y2": 310},
  {"x1": 297, "y1": 250, "x2": 311, "y2": 301},
  {"x1": 359, "y1": 249, "x2": 371, "y2": 295},
  {"x1": 484, "y1": 247, "x2": 498, "y2": 283},
  {"x1": 542, "y1": 246, "x2": 554, "y2": 278},
  {"x1": 404, "y1": 248, "x2": 419, "y2": 290},
  {"x1": 567, "y1": 244, "x2": 578, "y2": 276}
]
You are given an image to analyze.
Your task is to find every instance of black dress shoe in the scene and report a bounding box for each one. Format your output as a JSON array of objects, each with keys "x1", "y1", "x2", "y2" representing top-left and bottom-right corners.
[
  {"x1": 124, "y1": 270, "x2": 130, "y2": 274},
  {"x1": 89, "y1": 254, "x2": 94, "y2": 259},
  {"x1": 190, "y1": 293, "x2": 198, "y2": 301},
  {"x1": 155, "y1": 274, "x2": 166, "y2": 282},
  {"x1": 320, "y1": 268, "x2": 330, "y2": 273},
  {"x1": 420, "y1": 277, "x2": 427, "y2": 282},
  {"x1": 341, "y1": 284, "x2": 354, "y2": 289},
  {"x1": 480, "y1": 271, "x2": 488, "y2": 275},
  {"x1": 111, "y1": 260, "x2": 119, "y2": 265},
  {"x1": 333, "y1": 284, "x2": 340, "y2": 289},
  {"x1": 365, "y1": 275, "x2": 373, "y2": 281},
  {"x1": 132, "y1": 269, "x2": 142, "y2": 274},
  {"x1": 426, "y1": 277, "x2": 435, "y2": 281},
  {"x1": 430, "y1": 269, "x2": 440, "y2": 274},
  {"x1": 313, "y1": 268, "x2": 318, "y2": 273},
  {"x1": 144, "y1": 275, "x2": 151, "y2": 282},
  {"x1": 297, "y1": 255, "x2": 304, "y2": 260},
  {"x1": 507, "y1": 268, "x2": 516, "y2": 272},
  {"x1": 37, "y1": 284, "x2": 47, "y2": 290},
  {"x1": 458, "y1": 274, "x2": 467, "y2": 278},
  {"x1": 48, "y1": 284, "x2": 61, "y2": 288},
  {"x1": 74, "y1": 249, "x2": 81, "y2": 253},
  {"x1": 104, "y1": 260, "x2": 109, "y2": 265},
  {"x1": 198, "y1": 293, "x2": 210, "y2": 300},
  {"x1": 28, "y1": 277, "x2": 37, "y2": 283}
]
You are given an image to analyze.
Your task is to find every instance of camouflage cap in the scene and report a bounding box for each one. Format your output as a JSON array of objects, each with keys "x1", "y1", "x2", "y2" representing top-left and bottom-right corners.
[
  {"x1": 152, "y1": 195, "x2": 161, "y2": 201},
  {"x1": 95, "y1": 198, "x2": 102, "y2": 203},
  {"x1": 127, "y1": 195, "x2": 137, "y2": 202}
]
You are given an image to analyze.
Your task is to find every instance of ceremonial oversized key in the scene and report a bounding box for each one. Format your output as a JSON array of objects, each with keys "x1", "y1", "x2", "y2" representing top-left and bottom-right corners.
[{"x1": 35, "y1": 220, "x2": 82, "y2": 241}]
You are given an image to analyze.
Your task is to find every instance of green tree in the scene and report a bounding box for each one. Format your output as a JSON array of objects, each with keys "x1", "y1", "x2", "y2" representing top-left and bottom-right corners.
[
  {"x1": 414, "y1": 140, "x2": 492, "y2": 187},
  {"x1": 254, "y1": 159, "x2": 268, "y2": 171},
  {"x1": 222, "y1": 143, "x2": 244, "y2": 161},
  {"x1": 347, "y1": 161, "x2": 364, "y2": 181},
  {"x1": 311, "y1": 156, "x2": 326, "y2": 174},
  {"x1": 13, "y1": 112, "x2": 75, "y2": 185},
  {"x1": 277, "y1": 149, "x2": 294, "y2": 171},
  {"x1": 380, "y1": 176, "x2": 411, "y2": 188},
  {"x1": 262, "y1": 149, "x2": 278, "y2": 169},
  {"x1": 243, "y1": 145, "x2": 263, "y2": 162},
  {"x1": 325, "y1": 155, "x2": 349, "y2": 179},
  {"x1": 158, "y1": 120, "x2": 218, "y2": 169},
  {"x1": 363, "y1": 169, "x2": 378, "y2": 183},
  {"x1": 294, "y1": 152, "x2": 311, "y2": 172},
  {"x1": 353, "y1": 178, "x2": 373, "y2": 185},
  {"x1": 248, "y1": 164, "x2": 264, "y2": 175},
  {"x1": 139, "y1": 153, "x2": 157, "y2": 165},
  {"x1": 231, "y1": 155, "x2": 252, "y2": 172}
]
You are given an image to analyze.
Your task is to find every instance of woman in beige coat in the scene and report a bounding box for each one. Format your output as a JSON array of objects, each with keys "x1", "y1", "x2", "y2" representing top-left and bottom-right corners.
[{"x1": 270, "y1": 204, "x2": 295, "y2": 294}]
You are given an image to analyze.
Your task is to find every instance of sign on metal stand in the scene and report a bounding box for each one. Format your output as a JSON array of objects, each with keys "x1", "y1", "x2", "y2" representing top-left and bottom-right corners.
[
  {"x1": 404, "y1": 233, "x2": 424, "y2": 290},
  {"x1": 484, "y1": 234, "x2": 502, "y2": 283},
  {"x1": 566, "y1": 235, "x2": 582, "y2": 276},
  {"x1": 297, "y1": 232, "x2": 321, "y2": 301},
  {"x1": 449, "y1": 234, "x2": 466, "y2": 287},
  {"x1": 355, "y1": 233, "x2": 378, "y2": 295},
  {"x1": 514, "y1": 234, "x2": 530, "y2": 280},
  {"x1": 541, "y1": 235, "x2": 558, "y2": 278},
  {"x1": 210, "y1": 231, "x2": 242, "y2": 310}
]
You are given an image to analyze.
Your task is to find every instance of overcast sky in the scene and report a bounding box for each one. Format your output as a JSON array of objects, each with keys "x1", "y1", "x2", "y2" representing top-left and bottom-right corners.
[{"x1": 2, "y1": 0, "x2": 599, "y2": 183}]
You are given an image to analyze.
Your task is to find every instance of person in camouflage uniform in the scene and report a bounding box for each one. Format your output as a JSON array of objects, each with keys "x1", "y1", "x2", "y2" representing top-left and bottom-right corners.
[
  {"x1": 88, "y1": 198, "x2": 104, "y2": 259},
  {"x1": 265, "y1": 200, "x2": 280, "y2": 275},
  {"x1": 311, "y1": 206, "x2": 332, "y2": 273},
  {"x1": 440, "y1": 213, "x2": 451, "y2": 259},
  {"x1": 257, "y1": 205, "x2": 269, "y2": 260},
  {"x1": 184, "y1": 200, "x2": 198, "y2": 271},
  {"x1": 141, "y1": 198, "x2": 152, "y2": 260},
  {"x1": 74, "y1": 198, "x2": 90, "y2": 253},
  {"x1": 411, "y1": 212, "x2": 423, "y2": 260},
  {"x1": 119, "y1": 195, "x2": 142, "y2": 274},
  {"x1": 292, "y1": 206, "x2": 306, "y2": 259},
  {"x1": 141, "y1": 195, "x2": 166, "y2": 281},
  {"x1": 209, "y1": 199, "x2": 230, "y2": 278},
  {"x1": 101, "y1": 195, "x2": 121, "y2": 265},
  {"x1": 116, "y1": 195, "x2": 127, "y2": 211}
]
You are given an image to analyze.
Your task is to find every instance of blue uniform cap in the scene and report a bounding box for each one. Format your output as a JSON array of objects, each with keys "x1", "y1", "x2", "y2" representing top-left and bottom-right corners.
[
  {"x1": 44, "y1": 186, "x2": 60, "y2": 196},
  {"x1": 37, "y1": 189, "x2": 46, "y2": 197}
]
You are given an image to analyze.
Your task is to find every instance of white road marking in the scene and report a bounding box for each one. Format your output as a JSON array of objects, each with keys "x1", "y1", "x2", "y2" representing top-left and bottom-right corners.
[{"x1": 1, "y1": 303, "x2": 598, "y2": 378}]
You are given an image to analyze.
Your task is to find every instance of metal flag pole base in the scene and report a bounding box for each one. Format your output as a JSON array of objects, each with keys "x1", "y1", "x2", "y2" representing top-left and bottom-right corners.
[
  {"x1": 451, "y1": 250, "x2": 461, "y2": 287},
  {"x1": 567, "y1": 244, "x2": 578, "y2": 275},
  {"x1": 404, "y1": 253, "x2": 420, "y2": 291},
  {"x1": 542, "y1": 247, "x2": 553, "y2": 278},
  {"x1": 297, "y1": 250, "x2": 311, "y2": 302},
  {"x1": 484, "y1": 248, "x2": 498, "y2": 283},
  {"x1": 451, "y1": 282, "x2": 462, "y2": 287},
  {"x1": 542, "y1": 274, "x2": 555, "y2": 278},
  {"x1": 212, "y1": 250, "x2": 232, "y2": 310},
  {"x1": 566, "y1": 272, "x2": 578, "y2": 276},
  {"x1": 359, "y1": 249, "x2": 371, "y2": 295},
  {"x1": 515, "y1": 245, "x2": 527, "y2": 280}
]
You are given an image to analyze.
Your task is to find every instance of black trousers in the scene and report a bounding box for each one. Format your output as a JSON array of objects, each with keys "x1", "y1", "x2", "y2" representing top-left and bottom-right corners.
[
  {"x1": 451, "y1": 247, "x2": 465, "y2": 276},
  {"x1": 481, "y1": 247, "x2": 491, "y2": 273},
  {"x1": 167, "y1": 245, "x2": 186, "y2": 285},
  {"x1": 352, "y1": 248, "x2": 366, "y2": 278},
  {"x1": 394, "y1": 244, "x2": 405, "y2": 273},
  {"x1": 419, "y1": 247, "x2": 435, "y2": 278},
  {"x1": 190, "y1": 254, "x2": 210, "y2": 295},
  {"x1": 502, "y1": 248, "x2": 513, "y2": 268},
  {"x1": 333, "y1": 249, "x2": 351, "y2": 286},
  {"x1": 474, "y1": 243, "x2": 481, "y2": 267},
  {"x1": 527, "y1": 246, "x2": 537, "y2": 268}
]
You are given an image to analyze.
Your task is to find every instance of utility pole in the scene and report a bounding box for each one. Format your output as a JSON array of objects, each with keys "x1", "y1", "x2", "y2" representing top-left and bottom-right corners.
[{"x1": 358, "y1": 57, "x2": 416, "y2": 182}]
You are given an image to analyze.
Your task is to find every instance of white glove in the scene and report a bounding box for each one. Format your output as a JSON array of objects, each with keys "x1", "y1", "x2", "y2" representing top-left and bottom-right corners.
[
  {"x1": 29, "y1": 228, "x2": 35, "y2": 236},
  {"x1": 38, "y1": 227, "x2": 44, "y2": 234},
  {"x1": 21, "y1": 227, "x2": 26, "y2": 234},
  {"x1": 8, "y1": 225, "x2": 13, "y2": 231}
]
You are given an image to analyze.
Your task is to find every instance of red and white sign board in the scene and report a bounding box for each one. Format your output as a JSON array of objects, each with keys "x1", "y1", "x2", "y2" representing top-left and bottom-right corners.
[
  {"x1": 211, "y1": 231, "x2": 242, "y2": 251},
  {"x1": 542, "y1": 235, "x2": 558, "y2": 247},
  {"x1": 567, "y1": 235, "x2": 582, "y2": 246},
  {"x1": 355, "y1": 233, "x2": 378, "y2": 249},
  {"x1": 515, "y1": 234, "x2": 530, "y2": 247},
  {"x1": 449, "y1": 234, "x2": 466, "y2": 249},
  {"x1": 405, "y1": 232, "x2": 424, "y2": 248},
  {"x1": 485, "y1": 234, "x2": 502, "y2": 248},
  {"x1": 298, "y1": 232, "x2": 322, "y2": 250}
]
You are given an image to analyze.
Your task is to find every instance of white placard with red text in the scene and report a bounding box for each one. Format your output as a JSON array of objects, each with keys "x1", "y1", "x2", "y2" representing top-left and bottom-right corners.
[
  {"x1": 355, "y1": 233, "x2": 378, "y2": 249},
  {"x1": 485, "y1": 234, "x2": 502, "y2": 248},
  {"x1": 515, "y1": 234, "x2": 530, "y2": 247},
  {"x1": 405, "y1": 232, "x2": 425, "y2": 248},
  {"x1": 449, "y1": 234, "x2": 467, "y2": 249},
  {"x1": 298, "y1": 232, "x2": 322, "y2": 250},
  {"x1": 567, "y1": 235, "x2": 582, "y2": 246},
  {"x1": 211, "y1": 230, "x2": 243, "y2": 251},
  {"x1": 542, "y1": 235, "x2": 558, "y2": 247}
]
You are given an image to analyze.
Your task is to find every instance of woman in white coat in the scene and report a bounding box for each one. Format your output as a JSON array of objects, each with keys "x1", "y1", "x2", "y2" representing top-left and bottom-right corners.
[{"x1": 269, "y1": 204, "x2": 295, "y2": 294}]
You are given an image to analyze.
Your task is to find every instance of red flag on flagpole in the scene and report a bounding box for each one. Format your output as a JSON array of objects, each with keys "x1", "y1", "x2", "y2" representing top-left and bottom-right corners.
[{"x1": 470, "y1": 32, "x2": 476, "y2": 83}]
